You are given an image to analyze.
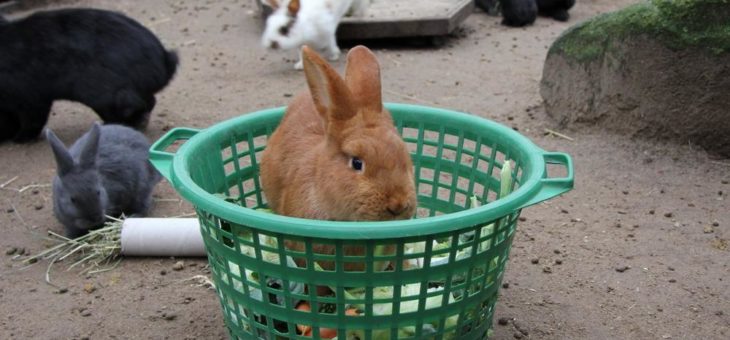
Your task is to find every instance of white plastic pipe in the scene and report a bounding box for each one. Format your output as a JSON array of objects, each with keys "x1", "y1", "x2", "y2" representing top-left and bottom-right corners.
[{"x1": 120, "y1": 218, "x2": 205, "y2": 257}]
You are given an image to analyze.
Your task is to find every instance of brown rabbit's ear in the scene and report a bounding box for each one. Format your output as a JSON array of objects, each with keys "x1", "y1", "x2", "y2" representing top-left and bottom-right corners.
[
  {"x1": 344, "y1": 45, "x2": 382, "y2": 113},
  {"x1": 302, "y1": 46, "x2": 355, "y2": 124},
  {"x1": 287, "y1": 0, "x2": 301, "y2": 16}
]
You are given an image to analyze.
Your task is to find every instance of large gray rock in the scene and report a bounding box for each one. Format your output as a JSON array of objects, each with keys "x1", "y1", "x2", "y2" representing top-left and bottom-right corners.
[{"x1": 541, "y1": 0, "x2": 730, "y2": 157}]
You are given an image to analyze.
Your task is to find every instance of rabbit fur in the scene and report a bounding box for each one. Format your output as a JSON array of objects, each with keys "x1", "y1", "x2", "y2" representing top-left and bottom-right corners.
[
  {"x1": 47, "y1": 123, "x2": 161, "y2": 238},
  {"x1": 537, "y1": 0, "x2": 575, "y2": 21},
  {"x1": 261, "y1": 0, "x2": 369, "y2": 70},
  {"x1": 499, "y1": 0, "x2": 538, "y2": 27},
  {"x1": 0, "y1": 8, "x2": 178, "y2": 143},
  {"x1": 260, "y1": 45, "x2": 416, "y2": 270}
]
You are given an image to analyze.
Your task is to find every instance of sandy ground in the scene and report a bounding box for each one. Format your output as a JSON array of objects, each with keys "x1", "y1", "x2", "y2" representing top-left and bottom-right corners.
[{"x1": 1, "y1": 0, "x2": 728, "y2": 339}]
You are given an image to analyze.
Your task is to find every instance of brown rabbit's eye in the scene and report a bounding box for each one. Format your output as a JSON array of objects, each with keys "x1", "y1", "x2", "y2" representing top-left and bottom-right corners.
[{"x1": 349, "y1": 157, "x2": 364, "y2": 172}]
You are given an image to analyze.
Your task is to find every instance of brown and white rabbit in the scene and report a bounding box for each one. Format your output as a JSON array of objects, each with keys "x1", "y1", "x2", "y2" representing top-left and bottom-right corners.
[
  {"x1": 261, "y1": 0, "x2": 370, "y2": 70},
  {"x1": 260, "y1": 45, "x2": 416, "y2": 270}
]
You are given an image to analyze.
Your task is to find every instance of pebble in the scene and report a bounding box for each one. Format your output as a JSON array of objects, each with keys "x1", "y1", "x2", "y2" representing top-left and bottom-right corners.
[
  {"x1": 34, "y1": 204, "x2": 43, "y2": 210},
  {"x1": 172, "y1": 261, "x2": 185, "y2": 271},
  {"x1": 502, "y1": 282, "x2": 510, "y2": 289},
  {"x1": 649, "y1": 210, "x2": 655, "y2": 215},
  {"x1": 514, "y1": 332, "x2": 523, "y2": 339},
  {"x1": 669, "y1": 279, "x2": 677, "y2": 283},
  {"x1": 518, "y1": 216, "x2": 527, "y2": 222},
  {"x1": 513, "y1": 321, "x2": 529, "y2": 335},
  {"x1": 553, "y1": 249, "x2": 561, "y2": 254},
  {"x1": 555, "y1": 259, "x2": 563, "y2": 265},
  {"x1": 163, "y1": 312, "x2": 178, "y2": 321},
  {"x1": 5, "y1": 247, "x2": 17, "y2": 256},
  {"x1": 160, "y1": 270, "x2": 167, "y2": 276},
  {"x1": 543, "y1": 266, "x2": 552, "y2": 273},
  {"x1": 57, "y1": 288, "x2": 69, "y2": 294},
  {"x1": 83, "y1": 283, "x2": 96, "y2": 294},
  {"x1": 497, "y1": 317, "x2": 511, "y2": 326},
  {"x1": 530, "y1": 258, "x2": 539, "y2": 264},
  {"x1": 664, "y1": 212, "x2": 673, "y2": 218},
  {"x1": 712, "y1": 221, "x2": 720, "y2": 227},
  {"x1": 80, "y1": 309, "x2": 92, "y2": 317},
  {"x1": 615, "y1": 266, "x2": 630, "y2": 273}
]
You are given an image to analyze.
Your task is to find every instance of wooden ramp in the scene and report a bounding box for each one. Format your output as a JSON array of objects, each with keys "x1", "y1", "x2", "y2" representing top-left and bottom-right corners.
[{"x1": 258, "y1": 0, "x2": 474, "y2": 40}]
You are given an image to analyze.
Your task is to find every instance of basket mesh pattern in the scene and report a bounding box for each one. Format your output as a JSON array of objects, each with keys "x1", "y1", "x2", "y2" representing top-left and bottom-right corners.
[{"x1": 191, "y1": 113, "x2": 526, "y2": 340}]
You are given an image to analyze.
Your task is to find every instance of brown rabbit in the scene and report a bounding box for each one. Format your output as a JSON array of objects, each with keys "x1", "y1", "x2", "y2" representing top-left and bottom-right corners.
[{"x1": 260, "y1": 45, "x2": 417, "y2": 270}]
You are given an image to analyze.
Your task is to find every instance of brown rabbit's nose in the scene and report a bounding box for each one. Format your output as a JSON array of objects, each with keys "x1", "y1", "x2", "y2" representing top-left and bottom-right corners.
[{"x1": 387, "y1": 200, "x2": 410, "y2": 217}]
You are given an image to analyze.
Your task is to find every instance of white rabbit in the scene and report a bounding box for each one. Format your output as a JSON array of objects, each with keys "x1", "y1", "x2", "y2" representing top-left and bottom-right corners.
[{"x1": 261, "y1": 0, "x2": 370, "y2": 69}]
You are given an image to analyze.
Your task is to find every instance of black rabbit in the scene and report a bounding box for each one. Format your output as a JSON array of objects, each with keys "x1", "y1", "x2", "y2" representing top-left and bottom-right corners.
[
  {"x1": 0, "y1": 8, "x2": 178, "y2": 143},
  {"x1": 499, "y1": 0, "x2": 538, "y2": 27},
  {"x1": 537, "y1": 0, "x2": 575, "y2": 22}
]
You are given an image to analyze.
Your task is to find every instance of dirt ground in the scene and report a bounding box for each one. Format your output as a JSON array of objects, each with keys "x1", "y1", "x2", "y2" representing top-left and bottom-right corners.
[{"x1": 1, "y1": 0, "x2": 728, "y2": 339}]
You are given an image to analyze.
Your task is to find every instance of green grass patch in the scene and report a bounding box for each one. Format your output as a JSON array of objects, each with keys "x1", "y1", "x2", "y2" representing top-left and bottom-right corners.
[{"x1": 551, "y1": 0, "x2": 730, "y2": 62}]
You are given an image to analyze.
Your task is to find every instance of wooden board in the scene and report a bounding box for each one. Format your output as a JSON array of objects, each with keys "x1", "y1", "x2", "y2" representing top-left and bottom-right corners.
[{"x1": 258, "y1": 0, "x2": 474, "y2": 40}]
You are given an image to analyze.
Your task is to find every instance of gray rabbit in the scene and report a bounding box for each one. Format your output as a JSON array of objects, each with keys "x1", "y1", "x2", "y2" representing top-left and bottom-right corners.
[{"x1": 46, "y1": 123, "x2": 161, "y2": 238}]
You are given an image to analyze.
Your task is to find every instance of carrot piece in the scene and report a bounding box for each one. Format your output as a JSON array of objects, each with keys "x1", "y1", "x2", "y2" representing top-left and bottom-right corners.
[
  {"x1": 296, "y1": 303, "x2": 358, "y2": 338},
  {"x1": 296, "y1": 301, "x2": 312, "y2": 334},
  {"x1": 318, "y1": 327, "x2": 337, "y2": 338},
  {"x1": 296, "y1": 301, "x2": 312, "y2": 311}
]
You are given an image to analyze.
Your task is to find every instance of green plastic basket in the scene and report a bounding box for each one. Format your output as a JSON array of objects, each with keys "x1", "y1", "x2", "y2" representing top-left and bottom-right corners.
[{"x1": 150, "y1": 103, "x2": 573, "y2": 340}]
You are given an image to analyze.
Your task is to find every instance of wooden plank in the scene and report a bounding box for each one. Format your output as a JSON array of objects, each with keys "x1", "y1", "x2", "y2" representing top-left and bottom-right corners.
[{"x1": 258, "y1": 0, "x2": 474, "y2": 40}]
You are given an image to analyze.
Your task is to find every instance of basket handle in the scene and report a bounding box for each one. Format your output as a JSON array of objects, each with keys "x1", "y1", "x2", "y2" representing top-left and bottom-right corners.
[
  {"x1": 149, "y1": 128, "x2": 201, "y2": 182},
  {"x1": 518, "y1": 152, "x2": 574, "y2": 209}
]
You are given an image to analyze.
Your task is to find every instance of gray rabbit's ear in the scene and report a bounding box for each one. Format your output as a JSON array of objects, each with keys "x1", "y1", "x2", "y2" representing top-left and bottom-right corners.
[
  {"x1": 46, "y1": 129, "x2": 75, "y2": 176},
  {"x1": 79, "y1": 123, "x2": 101, "y2": 169}
]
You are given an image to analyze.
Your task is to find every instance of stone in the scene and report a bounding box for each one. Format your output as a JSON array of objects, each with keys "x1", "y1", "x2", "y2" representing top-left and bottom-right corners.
[{"x1": 540, "y1": 0, "x2": 730, "y2": 157}]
